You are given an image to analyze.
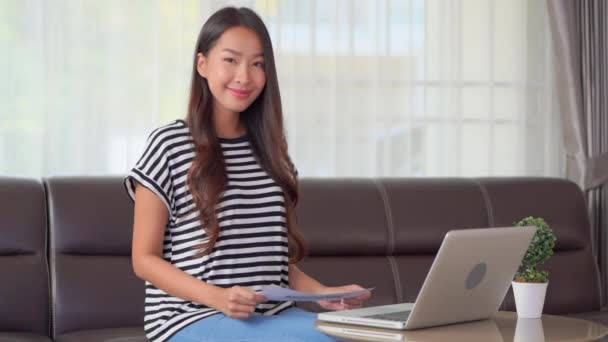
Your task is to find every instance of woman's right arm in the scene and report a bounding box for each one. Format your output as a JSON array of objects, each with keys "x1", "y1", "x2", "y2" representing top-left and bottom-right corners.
[{"x1": 131, "y1": 183, "x2": 265, "y2": 318}]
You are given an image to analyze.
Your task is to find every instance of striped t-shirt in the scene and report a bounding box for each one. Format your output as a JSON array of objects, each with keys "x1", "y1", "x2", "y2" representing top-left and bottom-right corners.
[{"x1": 124, "y1": 119, "x2": 293, "y2": 342}]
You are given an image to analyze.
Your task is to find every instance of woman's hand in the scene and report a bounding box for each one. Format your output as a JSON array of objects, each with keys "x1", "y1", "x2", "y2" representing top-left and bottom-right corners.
[
  {"x1": 316, "y1": 284, "x2": 372, "y2": 311},
  {"x1": 212, "y1": 285, "x2": 267, "y2": 319}
]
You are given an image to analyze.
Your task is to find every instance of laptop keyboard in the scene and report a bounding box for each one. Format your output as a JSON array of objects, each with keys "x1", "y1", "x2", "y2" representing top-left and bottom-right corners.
[{"x1": 364, "y1": 310, "x2": 411, "y2": 322}]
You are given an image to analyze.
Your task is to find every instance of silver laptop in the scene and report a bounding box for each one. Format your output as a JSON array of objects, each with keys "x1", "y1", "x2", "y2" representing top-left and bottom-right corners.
[
  {"x1": 317, "y1": 226, "x2": 536, "y2": 330},
  {"x1": 316, "y1": 316, "x2": 504, "y2": 342}
]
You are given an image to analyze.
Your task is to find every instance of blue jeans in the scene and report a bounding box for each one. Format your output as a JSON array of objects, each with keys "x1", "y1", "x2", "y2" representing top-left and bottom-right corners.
[{"x1": 168, "y1": 307, "x2": 338, "y2": 342}]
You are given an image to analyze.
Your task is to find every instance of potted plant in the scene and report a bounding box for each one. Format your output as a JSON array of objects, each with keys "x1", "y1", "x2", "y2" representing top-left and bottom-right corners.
[{"x1": 511, "y1": 216, "x2": 557, "y2": 318}]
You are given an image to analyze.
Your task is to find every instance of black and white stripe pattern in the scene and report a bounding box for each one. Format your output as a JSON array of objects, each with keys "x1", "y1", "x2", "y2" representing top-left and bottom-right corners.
[{"x1": 125, "y1": 120, "x2": 293, "y2": 342}]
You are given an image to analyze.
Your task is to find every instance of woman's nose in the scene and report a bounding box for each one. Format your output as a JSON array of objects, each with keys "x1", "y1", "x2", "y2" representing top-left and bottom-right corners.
[{"x1": 235, "y1": 65, "x2": 250, "y2": 85}]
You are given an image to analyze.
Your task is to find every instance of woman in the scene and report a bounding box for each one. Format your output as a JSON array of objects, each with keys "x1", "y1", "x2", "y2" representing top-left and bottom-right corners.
[{"x1": 125, "y1": 7, "x2": 371, "y2": 342}]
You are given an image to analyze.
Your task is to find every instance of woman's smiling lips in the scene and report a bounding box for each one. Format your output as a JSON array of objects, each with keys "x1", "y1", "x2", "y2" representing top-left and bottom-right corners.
[{"x1": 227, "y1": 87, "x2": 252, "y2": 99}]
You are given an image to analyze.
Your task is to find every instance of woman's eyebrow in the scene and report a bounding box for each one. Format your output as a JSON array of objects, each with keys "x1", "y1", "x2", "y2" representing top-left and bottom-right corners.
[{"x1": 221, "y1": 48, "x2": 264, "y2": 57}]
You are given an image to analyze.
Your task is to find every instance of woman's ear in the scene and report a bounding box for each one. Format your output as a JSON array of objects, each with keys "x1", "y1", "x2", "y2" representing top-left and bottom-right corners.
[{"x1": 196, "y1": 52, "x2": 207, "y2": 78}]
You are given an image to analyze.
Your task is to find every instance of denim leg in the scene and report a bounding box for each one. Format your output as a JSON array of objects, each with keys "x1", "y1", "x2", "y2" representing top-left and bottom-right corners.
[{"x1": 168, "y1": 308, "x2": 338, "y2": 342}]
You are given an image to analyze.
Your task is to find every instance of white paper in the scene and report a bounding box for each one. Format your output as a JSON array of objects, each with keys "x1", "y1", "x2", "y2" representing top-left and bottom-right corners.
[{"x1": 258, "y1": 284, "x2": 373, "y2": 302}]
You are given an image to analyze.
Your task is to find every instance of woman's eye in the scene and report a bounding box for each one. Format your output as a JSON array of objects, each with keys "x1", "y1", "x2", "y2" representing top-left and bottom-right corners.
[
  {"x1": 224, "y1": 58, "x2": 236, "y2": 64},
  {"x1": 253, "y1": 61, "x2": 265, "y2": 68}
]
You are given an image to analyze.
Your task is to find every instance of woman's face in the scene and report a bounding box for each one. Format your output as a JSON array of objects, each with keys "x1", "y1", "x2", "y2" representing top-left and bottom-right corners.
[{"x1": 197, "y1": 26, "x2": 267, "y2": 116}]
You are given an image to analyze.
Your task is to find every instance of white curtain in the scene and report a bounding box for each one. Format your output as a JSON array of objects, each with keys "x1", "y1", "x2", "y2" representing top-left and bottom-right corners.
[{"x1": 1, "y1": 0, "x2": 563, "y2": 178}]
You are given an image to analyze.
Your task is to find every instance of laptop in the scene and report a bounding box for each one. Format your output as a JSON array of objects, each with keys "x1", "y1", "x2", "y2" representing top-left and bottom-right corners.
[
  {"x1": 315, "y1": 315, "x2": 503, "y2": 342},
  {"x1": 317, "y1": 226, "x2": 536, "y2": 330}
]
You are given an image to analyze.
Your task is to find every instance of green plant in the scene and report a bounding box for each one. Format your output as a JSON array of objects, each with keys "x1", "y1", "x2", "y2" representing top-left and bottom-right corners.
[{"x1": 514, "y1": 216, "x2": 557, "y2": 283}]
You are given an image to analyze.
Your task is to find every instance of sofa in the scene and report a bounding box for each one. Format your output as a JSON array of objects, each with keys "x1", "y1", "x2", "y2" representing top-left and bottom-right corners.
[{"x1": 1, "y1": 176, "x2": 606, "y2": 341}]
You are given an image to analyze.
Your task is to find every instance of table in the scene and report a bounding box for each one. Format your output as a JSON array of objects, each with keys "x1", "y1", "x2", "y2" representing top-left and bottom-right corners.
[{"x1": 315, "y1": 311, "x2": 608, "y2": 341}]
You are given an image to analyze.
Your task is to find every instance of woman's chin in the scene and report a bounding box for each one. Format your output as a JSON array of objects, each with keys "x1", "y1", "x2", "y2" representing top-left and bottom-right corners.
[
  {"x1": 216, "y1": 98, "x2": 245, "y2": 110},
  {"x1": 228, "y1": 104, "x2": 253, "y2": 113}
]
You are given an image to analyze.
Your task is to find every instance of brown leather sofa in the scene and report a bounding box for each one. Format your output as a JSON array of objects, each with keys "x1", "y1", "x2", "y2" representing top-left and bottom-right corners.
[{"x1": 1, "y1": 176, "x2": 606, "y2": 341}]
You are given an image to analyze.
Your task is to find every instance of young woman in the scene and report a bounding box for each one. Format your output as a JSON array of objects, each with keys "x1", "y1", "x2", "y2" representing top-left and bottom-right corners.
[{"x1": 125, "y1": 7, "x2": 371, "y2": 342}]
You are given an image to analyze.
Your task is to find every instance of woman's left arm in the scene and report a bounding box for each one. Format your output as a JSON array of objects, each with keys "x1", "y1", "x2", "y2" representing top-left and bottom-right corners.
[
  {"x1": 289, "y1": 264, "x2": 372, "y2": 310},
  {"x1": 288, "y1": 264, "x2": 326, "y2": 293}
]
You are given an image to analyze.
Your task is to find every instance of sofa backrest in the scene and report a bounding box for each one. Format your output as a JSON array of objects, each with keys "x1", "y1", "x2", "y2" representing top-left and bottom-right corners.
[
  {"x1": 43, "y1": 176, "x2": 600, "y2": 335},
  {"x1": 45, "y1": 177, "x2": 143, "y2": 338},
  {"x1": 296, "y1": 177, "x2": 601, "y2": 314},
  {"x1": 0, "y1": 177, "x2": 49, "y2": 335}
]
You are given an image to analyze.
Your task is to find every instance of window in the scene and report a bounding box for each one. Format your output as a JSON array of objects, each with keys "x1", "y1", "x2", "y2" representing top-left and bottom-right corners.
[{"x1": 0, "y1": 0, "x2": 562, "y2": 178}]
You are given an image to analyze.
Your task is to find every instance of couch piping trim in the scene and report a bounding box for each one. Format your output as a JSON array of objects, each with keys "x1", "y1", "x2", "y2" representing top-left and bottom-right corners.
[
  {"x1": 585, "y1": 187, "x2": 604, "y2": 307},
  {"x1": 42, "y1": 178, "x2": 56, "y2": 339},
  {"x1": 472, "y1": 179, "x2": 502, "y2": 309},
  {"x1": 473, "y1": 179, "x2": 495, "y2": 228},
  {"x1": 373, "y1": 180, "x2": 395, "y2": 255},
  {"x1": 387, "y1": 256, "x2": 403, "y2": 303}
]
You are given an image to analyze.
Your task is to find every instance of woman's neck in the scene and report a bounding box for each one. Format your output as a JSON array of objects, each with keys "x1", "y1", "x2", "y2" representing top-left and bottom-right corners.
[{"x1": 213, "y1": 108, "x2": 246, "y2": 139}]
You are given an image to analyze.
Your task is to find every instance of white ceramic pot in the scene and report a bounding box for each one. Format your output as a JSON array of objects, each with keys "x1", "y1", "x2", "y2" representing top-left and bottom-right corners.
[{"x1": 512, "y1": 281, "x2": 548, "y2": 319}]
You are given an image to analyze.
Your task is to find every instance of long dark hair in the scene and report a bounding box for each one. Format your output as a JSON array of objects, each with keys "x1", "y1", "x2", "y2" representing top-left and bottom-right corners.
[{"x1": 185, "y1": 7, "x2": 306, "y2": 263}]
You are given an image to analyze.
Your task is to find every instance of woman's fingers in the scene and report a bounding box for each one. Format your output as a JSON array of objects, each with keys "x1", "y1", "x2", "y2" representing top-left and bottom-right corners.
[
  {"x1": 318, "y1": 299, "x2": 344, "y2": 311},
  {"x1": 345, "y1": 293, "x2": 369, "y2": 304},
  {"x1": 221, "y1": 286, "x2": 267, "y2": 319},
  {"x1": 228, "y1": 302, "x2": 256, "y2": 314},
  {"x1": 317, "y1": 284, "x2": 372, "y2": 311},
  {"x1": 339, "y1": 285, "x2": 371, "y2": 309},
  {"x1": 236, "y1": 294, "x2": 258, "y2": 306},
  {"x1": 235, "y1": 287, "x2": 266, "y2": 305},
  {"x1": 326, "y1": 301, "x2": 346, "y2": 310}
]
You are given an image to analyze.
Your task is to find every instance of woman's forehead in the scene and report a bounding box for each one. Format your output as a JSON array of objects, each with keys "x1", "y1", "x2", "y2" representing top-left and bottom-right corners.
[{"x1": 215, "y1": 27, "x2": 264, "y2": 57}]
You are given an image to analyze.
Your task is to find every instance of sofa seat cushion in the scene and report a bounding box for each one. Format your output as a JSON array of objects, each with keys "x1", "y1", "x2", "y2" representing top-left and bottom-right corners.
[
  {"x1": 0, "y1": 332, "x2": 53, "y2": 342},
  {"x1": 55, "y1": 327, "x2": 145, "y2": 342}
]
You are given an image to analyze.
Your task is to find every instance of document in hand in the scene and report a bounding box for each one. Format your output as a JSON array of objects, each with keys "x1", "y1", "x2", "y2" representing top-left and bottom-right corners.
[{"x1": 258, "y1": 284, "x2": 374, "y2": 302}]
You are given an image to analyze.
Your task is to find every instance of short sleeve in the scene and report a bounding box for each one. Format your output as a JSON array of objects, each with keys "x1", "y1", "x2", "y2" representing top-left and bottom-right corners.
[{"x1": 124, "y1": 128, "x2": 175, "y2": 216}]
